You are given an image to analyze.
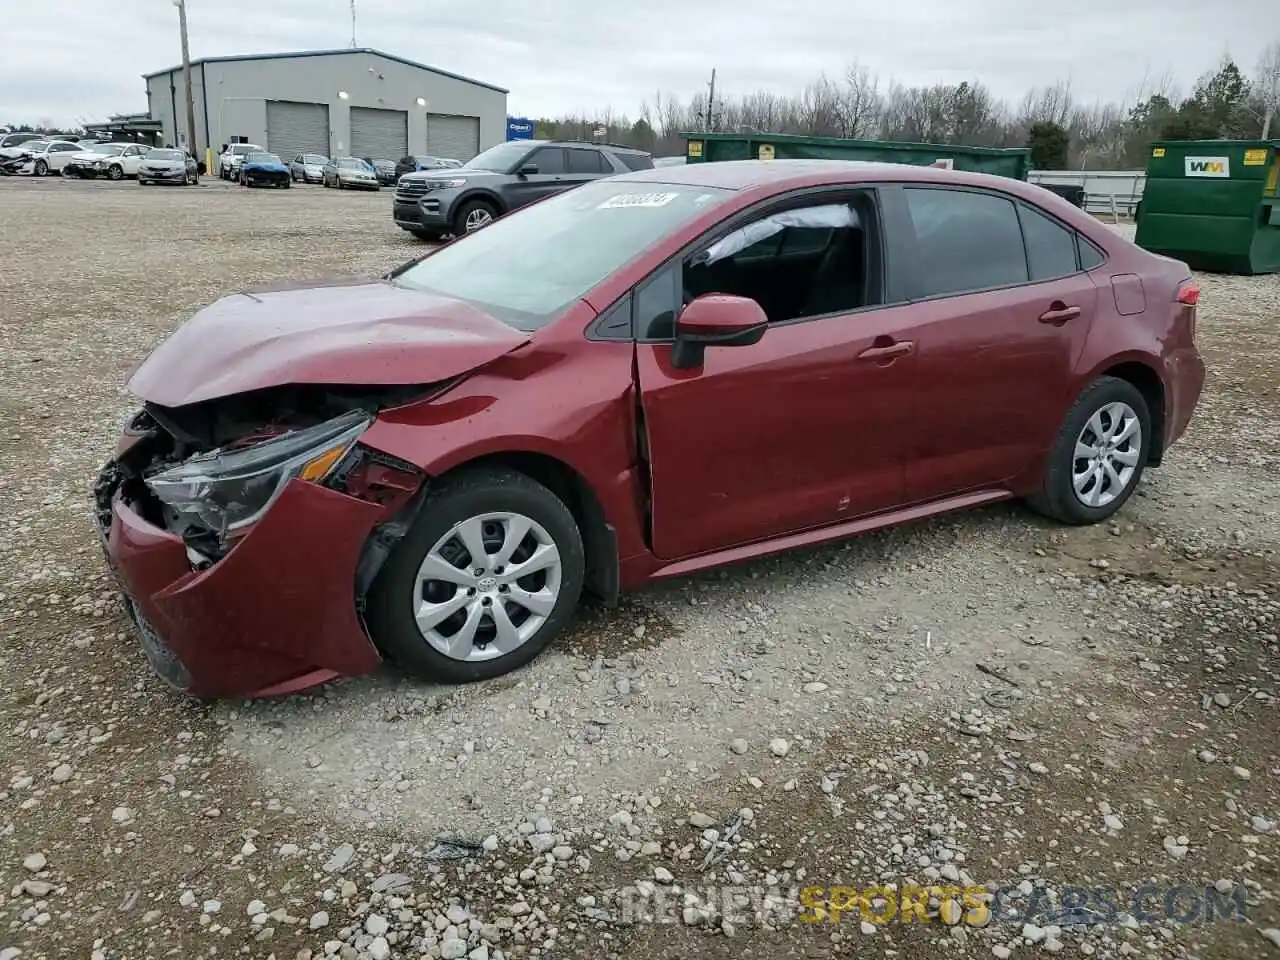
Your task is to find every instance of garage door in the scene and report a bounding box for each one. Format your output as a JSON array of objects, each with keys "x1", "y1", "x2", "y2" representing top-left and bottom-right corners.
[
  {"x1": 265, "y1": 101, "x2": 330, "y2": 159},
  {"x1": 349, "y1": 107, "x2": 408, "y2": 160},
  {"x1": 426, "y1": 114, "x2": 481, "y2": 161}
]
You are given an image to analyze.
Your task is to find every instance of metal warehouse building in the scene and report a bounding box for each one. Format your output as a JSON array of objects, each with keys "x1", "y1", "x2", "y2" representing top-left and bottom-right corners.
[{"x1": 144, "y1": 48, "x2": 508, "y2": 165}]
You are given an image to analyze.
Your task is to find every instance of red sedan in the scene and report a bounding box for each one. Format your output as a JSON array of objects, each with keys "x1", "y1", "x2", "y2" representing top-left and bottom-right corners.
[{"x1": 95, "y1": 159, "x2": 1205, "y2": 698}]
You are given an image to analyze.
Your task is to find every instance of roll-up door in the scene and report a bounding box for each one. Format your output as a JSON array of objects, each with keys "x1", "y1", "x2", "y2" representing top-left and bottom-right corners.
[
  {"x1": 265, "y1": 101, "x2": 330, "y2": 159},
  {"x1": 350, "y1": 107, "x2": 408, "y2": 159},
  {"x1": 426, "y1": 114, "x2": 481, "y2": 161}
]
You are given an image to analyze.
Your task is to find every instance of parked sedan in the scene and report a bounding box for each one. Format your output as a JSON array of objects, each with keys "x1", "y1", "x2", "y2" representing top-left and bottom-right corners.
[
  {"x1": 138, "y1": 148, "x2": 199, "y2": 185},
  {"x1": 66, "y1": 143, "x2": 151, "y2": 180},
  {"x1": 95, "y1": 159, "x2": 1205, "y2": 698},
  {"x1": 18, "y1": 140, "x2": 83, "y2": 176},
  {"x1": 394, "y1": 154, "x2": 463, "y2": 179},
  {"x1": 322, "y1": 157, "x2": 380, "y2": 190},
  {"x1": 289, "y1": 153, "x2": 328, "y2": 183},
  {"x1": 363, "y1": 158, "x2": 399, "y2": 186},
  {"x1": 239, "y1": 152, "x2": 291, "y2": 188}
]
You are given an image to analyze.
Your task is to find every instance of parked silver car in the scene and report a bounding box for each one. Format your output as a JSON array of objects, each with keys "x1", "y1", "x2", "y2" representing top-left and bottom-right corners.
[
  {"x1": 289, "y1": 153, "x2": 328, "y2": 184},
  {"x1": 137, "y1": 148, "x2": 199, "y2": 185}
]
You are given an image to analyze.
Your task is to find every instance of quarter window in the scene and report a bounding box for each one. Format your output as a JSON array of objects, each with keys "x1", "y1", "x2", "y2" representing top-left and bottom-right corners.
[
  {"x1": 1019, "y1": 203, "x2": 1080, "y2": 280},
  {"x1": 906, "y1": 188, "x2": 1027, "y2": 298}
]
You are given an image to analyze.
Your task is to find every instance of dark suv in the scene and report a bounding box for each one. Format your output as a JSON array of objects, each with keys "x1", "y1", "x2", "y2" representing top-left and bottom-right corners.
[{"x1": 393, "y1": 139, "x2": 654, "y2": 241}]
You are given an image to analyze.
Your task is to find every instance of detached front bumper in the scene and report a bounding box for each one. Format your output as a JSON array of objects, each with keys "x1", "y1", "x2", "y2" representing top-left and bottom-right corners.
[{"x1": 95, "y1": 467, "x2": 387, "y2": 698}]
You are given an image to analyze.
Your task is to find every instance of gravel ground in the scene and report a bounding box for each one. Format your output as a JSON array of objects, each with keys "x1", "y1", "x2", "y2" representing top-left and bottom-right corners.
[{"x1": 0, "y1": 176, "x2": 1278, "y2": 960}]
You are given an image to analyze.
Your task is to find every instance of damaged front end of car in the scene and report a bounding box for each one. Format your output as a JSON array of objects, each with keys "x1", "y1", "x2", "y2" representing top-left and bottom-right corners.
[{"x1": 94, "y1": 382, "x2": 439, "y2": 697}]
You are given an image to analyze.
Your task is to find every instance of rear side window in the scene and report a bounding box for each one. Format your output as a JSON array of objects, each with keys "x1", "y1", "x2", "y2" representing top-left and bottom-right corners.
[
  {"x1": 566, "y1": 149, "x2": 606, "y2": 174},
  {"x1": 906, "y1": 188, "x2": 1027, "y2": 298},
  {"x1": 530, "y1": 148, "x2": 567, "y2": 175},
  {"x1": 618, "y1": 152, "x2": 654, "y2": 171},
  {"x1": 1018, "y1": 203, "x2": 1079, "y2": 281}
]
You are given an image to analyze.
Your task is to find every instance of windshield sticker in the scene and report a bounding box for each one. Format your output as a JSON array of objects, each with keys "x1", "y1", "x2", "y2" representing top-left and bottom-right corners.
[{"x1": 598, "y1": 192, "x2": 679, "y2": 209}]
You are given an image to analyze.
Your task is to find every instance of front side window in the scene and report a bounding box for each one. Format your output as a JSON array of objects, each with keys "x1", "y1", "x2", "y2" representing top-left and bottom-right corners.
[
  {"x1": 392, "y1": 181, "x2": 730, "y2": 330},
  {"x1": 906, "y1": 187, "x2": 1027, "y2": 298},
  {"x1": 680, "y1": 198, "x2": 877, "y2": 326}
]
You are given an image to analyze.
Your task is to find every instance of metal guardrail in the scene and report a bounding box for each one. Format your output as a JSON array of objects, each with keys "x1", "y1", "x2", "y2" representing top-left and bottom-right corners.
[{"x1": 1030, "y1": 170, "x2": 1145, "y2": 220}]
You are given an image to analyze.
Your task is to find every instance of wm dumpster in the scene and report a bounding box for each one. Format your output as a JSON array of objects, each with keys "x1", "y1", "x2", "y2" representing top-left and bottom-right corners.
[
  {"x1": 1134, "y1": 139, "x2": 1280, "y2": 274},
  {"x1": 684, "y1": 132, "x2": 1032, "y2": 180}
]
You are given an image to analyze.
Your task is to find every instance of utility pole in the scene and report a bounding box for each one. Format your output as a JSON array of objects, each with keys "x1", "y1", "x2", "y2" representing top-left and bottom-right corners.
[
  {"x1": 174, "y1": 0, "x2": 198, "y2": 155},
  {"x1": 706, "y1": 68, "x2": 717, "y2": 132},
  {"x1": 350, "y1": 0, "x2": 358, "y2": 48}
]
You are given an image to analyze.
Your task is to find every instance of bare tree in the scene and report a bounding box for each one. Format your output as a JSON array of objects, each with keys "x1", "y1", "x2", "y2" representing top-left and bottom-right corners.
[
  {"x1": 1256, "y1": 40, "x2": 1280, "y2": 138},
  {"x1": 840, "y1": 61, "x2": 881, "y2": 138}
]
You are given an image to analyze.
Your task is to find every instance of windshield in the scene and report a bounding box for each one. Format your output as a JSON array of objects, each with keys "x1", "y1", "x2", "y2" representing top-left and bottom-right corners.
[
  {"x1": 24, "y1": 141, "x2": 50, "y2": 151},
  {"x1": 392, "y1": 180, "x2": 731, "y2": 330},
  {"x1": 303, "y1": 154, "x2": 327, "y2": 164},
  {"x1": 148, "y1": 149, "x2": 183, "y2": 161},
  {"x1": 339, "y1": 158, "x2": 370, "y2": 170},
  {"x1": 247, "y1": 153, "x2": 281, "y2": 164},
  {"x1": 90, "y1": 144, "x2": 126, "y2": 156},
  {"x1": 463, "y1": 141, "x2": 535, "y2": 173},
  {"x1": 231, "y1": 144, "x2": 259, "y2": 155}
]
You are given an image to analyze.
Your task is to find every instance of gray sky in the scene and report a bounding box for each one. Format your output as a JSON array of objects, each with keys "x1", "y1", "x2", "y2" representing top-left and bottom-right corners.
[{"x1": 1, "y1": 0, "x2": 1273, "y2": 128}]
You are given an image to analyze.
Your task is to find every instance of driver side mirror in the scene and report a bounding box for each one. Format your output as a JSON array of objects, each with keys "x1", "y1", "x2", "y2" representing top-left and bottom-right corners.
[
  {"x1": 519, "y1": 163, "x2": 539, "y2": 177},
  {"x1": 671, "y1": 294, "x2": 768, "y2": 369}
]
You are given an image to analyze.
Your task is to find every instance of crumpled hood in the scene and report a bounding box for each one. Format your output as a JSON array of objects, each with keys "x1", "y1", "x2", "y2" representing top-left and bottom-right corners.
[{"x1": 129, "y1": 279, "x2": 531, "y2": 407}]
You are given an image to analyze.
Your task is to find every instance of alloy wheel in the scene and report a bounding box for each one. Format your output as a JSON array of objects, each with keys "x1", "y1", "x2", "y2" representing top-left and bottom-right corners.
[
  {"x1": 464, "y1": 207, "x2": 493, "y2": 232},
  {"x1": 412, "y1": 512, "x2": 562, "y2": 662},
  {"x1": 1071, "y1": 401, "x2": 1142, "y2": 508}
]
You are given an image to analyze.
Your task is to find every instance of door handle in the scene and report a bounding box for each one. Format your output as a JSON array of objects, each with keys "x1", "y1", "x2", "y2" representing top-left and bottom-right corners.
[
  {"x1": 1039, "y1": 304, "x2": 1081, "y2": 325},
  {"x1": 856, "y1": 340, "x2": 915, "y2": 361}
]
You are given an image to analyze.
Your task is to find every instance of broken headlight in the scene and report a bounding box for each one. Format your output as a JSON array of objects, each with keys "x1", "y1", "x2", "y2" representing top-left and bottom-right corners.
[{"x1": 145, "y1": 410, "x2": 370, "y2": 538}]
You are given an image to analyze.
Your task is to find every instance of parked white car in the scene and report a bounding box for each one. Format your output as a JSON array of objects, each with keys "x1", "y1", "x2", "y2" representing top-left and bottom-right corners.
[
  {"x1": 65, "y1": 143, "x2": 152, "y2": 180},
  {"x1": 18, "y1": 140, "x2": 84, "y2": 176},
  {"x1": 218, "y1": 143, "x2": 264, "y2": 180}
]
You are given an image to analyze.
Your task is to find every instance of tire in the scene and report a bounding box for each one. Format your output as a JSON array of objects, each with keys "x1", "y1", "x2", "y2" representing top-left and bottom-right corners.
[
  {"x1": 365, "y1": 467, "x2": 586, "y2": 684},
  {"x1": 107, "y1": 164, "x2": 123, "y2": 181},
  {"x1": 34, "y1": 159, "x2": 48, "y2": 176},
  {"x1": 138, "y1": 179, "x2": 147, "y2": 186},
  {"x1": 283, "y1": 180, "x2": 290, "y2": 189},
  {"x1": 453, "y1": 198, "x2": 499, "y2": 235},
  {"x1": 1027, "y1": 376, "x2": 1151, "y2": 525}
]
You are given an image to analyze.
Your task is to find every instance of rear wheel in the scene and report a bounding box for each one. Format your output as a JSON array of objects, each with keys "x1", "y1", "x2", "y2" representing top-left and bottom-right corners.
[
  {"x1": 453, "y1": 198, "x2": 498, "y2": 235},
  {"x1": 365, "y1": 468, "x2": 585, "y2": 684},
  {"x1": 1028, "y1": 376, "x2": 1151, "y2": 525}
]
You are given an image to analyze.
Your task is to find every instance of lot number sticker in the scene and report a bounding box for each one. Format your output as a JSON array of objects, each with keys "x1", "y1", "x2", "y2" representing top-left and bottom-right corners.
[{"x1": 598, "y1": 192, "x2": 679, "y2": 209}]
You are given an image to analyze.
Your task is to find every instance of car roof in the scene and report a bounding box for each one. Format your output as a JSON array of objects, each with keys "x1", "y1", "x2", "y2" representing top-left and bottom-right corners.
[{"x1": 613, "y1": 158, "x2": 1018, "y2": 192}]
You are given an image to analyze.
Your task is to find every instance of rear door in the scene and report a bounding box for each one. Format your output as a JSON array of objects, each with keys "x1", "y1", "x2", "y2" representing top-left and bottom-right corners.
[
  {"x1": 890, "y1": 185, "x2": 1100, "y2": 502},
  {"x1": 636, "y1": 190, "x2": 918, "y2": 560}
]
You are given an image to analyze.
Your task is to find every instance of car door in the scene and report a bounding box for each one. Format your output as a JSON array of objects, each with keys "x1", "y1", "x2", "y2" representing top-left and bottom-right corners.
[
  {"x1": 507, "y1": 147, "x2": 569, "y2": 209},
  {"x1": 564, "y1": 147, "x2": 610, "y2": 188},
  {"x1": 120, "y1": 146, "x2": 145, "y2": 175},
  {"x1": 49, "y1": 143, "x2": 78, "y2": 171},
  {"x1": 635, "y1": 191, "x2": 919, "y2": 561},
  {"x1": 890, "y1": 185, "x2": 1100, "y2": 503}
]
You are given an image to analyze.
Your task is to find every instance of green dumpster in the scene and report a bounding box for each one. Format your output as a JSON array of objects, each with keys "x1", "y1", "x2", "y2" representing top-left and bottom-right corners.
[
  {"x1": 1134, "y1": 139, "x2": 1280, "y2": 275},
  {"x1": 684, "y1": 132, "x2": 1031, "y2": 180}
]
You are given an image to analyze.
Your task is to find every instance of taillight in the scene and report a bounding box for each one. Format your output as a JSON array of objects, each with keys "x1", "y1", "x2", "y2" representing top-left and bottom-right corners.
[{"x1": 1176, "y1": 282, "x2": 1200, "y2": 306}]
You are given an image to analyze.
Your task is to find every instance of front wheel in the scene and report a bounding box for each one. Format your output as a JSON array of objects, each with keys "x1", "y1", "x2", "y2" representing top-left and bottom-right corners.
[
  {"x1": 1027, "y1": 376, "x2": 1151, "y2": 525},
  {"x1": 453, "y1": 198, "x2": 498, "y2": 235},
  {"x1": 107, "y1": 164, "x2": 124, "y2": 181},
  {"x1": 365, "y1": 468, "x2": 586, "y2": 684},
  {"x1": 33, "y1": 159, "x2": 48, "y2": 176}
]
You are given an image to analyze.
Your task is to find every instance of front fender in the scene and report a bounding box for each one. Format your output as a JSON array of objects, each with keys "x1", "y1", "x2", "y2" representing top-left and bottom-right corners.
[{"x1": 356, "y1": 326, "x2": 650, "y2": 563}]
